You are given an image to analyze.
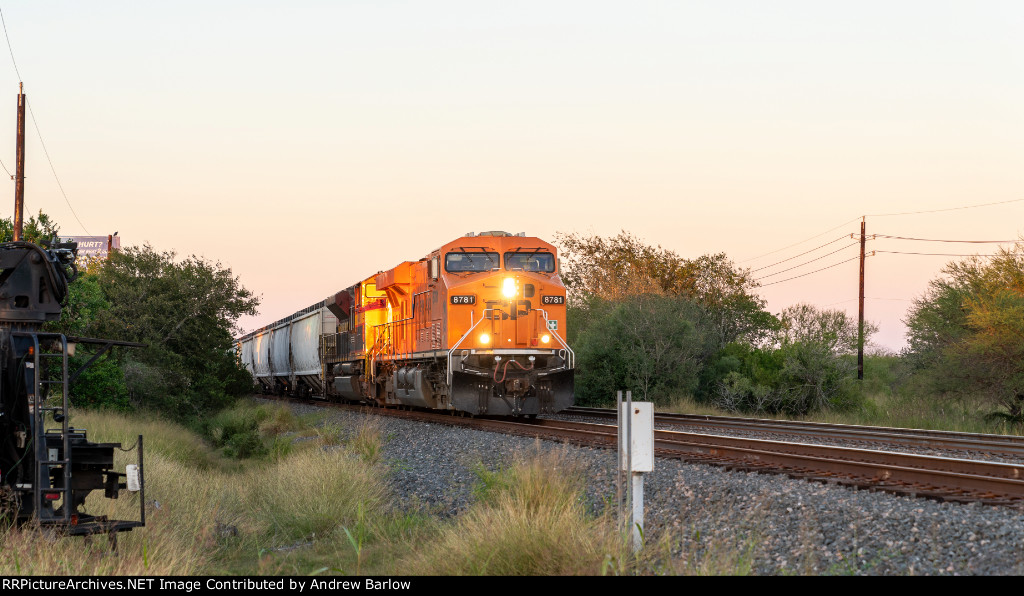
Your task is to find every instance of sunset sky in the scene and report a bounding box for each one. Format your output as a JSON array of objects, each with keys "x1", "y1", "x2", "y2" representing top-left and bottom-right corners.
[{"x1": 1, "y1": 1, "x2": 1021, "y2": 350}]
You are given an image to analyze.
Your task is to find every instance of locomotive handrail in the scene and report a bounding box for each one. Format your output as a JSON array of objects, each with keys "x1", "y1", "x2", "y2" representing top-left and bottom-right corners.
[
  {"x1": 446, "y1": 308, "x2": 499, "y2": 385},
  {"x1": 535, "y1": 309, "x2": 575, "y2": 370},
  {"x1": 370, "y1": 291, "x2": 432, "y2": 362}
]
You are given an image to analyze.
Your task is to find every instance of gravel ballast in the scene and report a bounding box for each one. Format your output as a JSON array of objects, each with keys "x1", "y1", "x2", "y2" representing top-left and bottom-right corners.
[{"x1": 279, "y1": 401, "x2": 1024, "y2": 575}]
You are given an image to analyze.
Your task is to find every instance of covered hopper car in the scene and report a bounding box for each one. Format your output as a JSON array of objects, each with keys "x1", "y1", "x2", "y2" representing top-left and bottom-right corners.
[{"x1": 237, "y1": 232, "x2": 573, "y2": 416}]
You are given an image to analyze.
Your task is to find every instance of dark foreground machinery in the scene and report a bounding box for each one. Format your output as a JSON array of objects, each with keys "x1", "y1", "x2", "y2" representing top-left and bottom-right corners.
[{"x1": 0, "y1": 240, "x2": 144, "y2": 540}]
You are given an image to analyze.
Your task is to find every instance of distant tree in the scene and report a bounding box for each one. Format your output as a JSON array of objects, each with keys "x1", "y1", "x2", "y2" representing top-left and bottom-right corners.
[
  {"x1": 555, "y1": 230, "x2": 773, "y2": 345},
  {"x1": 905, "y1": 242, "x2": 1024, "y2": 418},
  {"x1": 0, "y1": 210, "x2": 61, "y2": 244},
  {"x1": 704, "y1": 304, "x2": 871, "y2": 415},
  {"x1": 776, "y1": 303, "x2": 875, "y2": 354},
  {"x1": 43, "y1": 272, "x2": 133, "y2": 410},
  {"x1": 574, "y1": 294, "x2": 716, "y2": 405},
  {"x1": 556, "y1": 230, "x2": 780, "y2": 405},
  {"x1": 77, "y1": 244, "x2": 260, "y2": 418}
]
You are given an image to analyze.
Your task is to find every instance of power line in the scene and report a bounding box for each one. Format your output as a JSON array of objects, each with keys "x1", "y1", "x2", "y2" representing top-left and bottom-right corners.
[
  {"x1": 874, "y1": 234, "x2": 1017, "y2": 244},
  {"x1": 739, "y1": 217, "x2": 861, "y2": 263},
  {"x1": 754, "y1": 242, "x2": 860, "y2": 281},
  {"x1": 27, "y1": 100, "x2": 91, "y2": 235},
  {"x1": 875, "y1": 250, "x2": 997, "y2": 257},
  {"x1": 750, "y1": 234, "x2": 851, "y2": 273},
  {"x1": 0, "y1": 6, "x2": 92, "y2": 235},
  {"x1": 865, "y1": 198, "x2": 1024, "y2": 218},
  {"x1": 0, "y1": 6, "x2": 21, "y2": 82},
  {"x1": 822, "y1": 298, "x2": 857, "y2": 307},
  {"x1": 757, "y1": 255, "x2": 865, "y2": 287},
  {"x1": 823, "y1": 296, "x2": 911, "y2": 307}
]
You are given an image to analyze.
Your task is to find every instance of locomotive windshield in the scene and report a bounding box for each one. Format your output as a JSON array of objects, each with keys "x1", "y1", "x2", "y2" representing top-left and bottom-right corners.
[
  {"x1": 445, "y1": 251, "x2": 500, "y2": 272},
  {"x1": 504, "y1": 251, "x2": 555, "y2": 272}
]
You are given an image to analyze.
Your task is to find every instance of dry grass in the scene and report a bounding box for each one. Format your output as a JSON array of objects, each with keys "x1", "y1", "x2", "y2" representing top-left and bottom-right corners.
[
  {"x1": 0, "y1": 405, "x2": 771, "y2": 576},
  {"x1": 348, "y1": 418, "x2": 384, "y2": 464},
  {"x1": 402, "y1": 446, "x2": 626, "y2": 575},
  {"x1": 0, "y1": 406, "x2": 398, "y2": 576},
  {"x1": 0, "y1": 448, "x2": 232, "y2": 575},
  {"x1": 243, "y1": 447, "x2": 389, "y2": 543}
]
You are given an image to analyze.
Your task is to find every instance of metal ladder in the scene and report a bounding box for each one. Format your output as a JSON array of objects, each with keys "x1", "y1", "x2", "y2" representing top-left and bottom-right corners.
[{"x1": 22, "y1": 332, "x2": 72, "y2": 524}]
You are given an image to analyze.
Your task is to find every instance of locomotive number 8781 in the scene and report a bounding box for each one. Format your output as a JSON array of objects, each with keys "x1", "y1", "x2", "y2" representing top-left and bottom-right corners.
[{"x1": 237, "y1": 231, "x2": 574, "y2": 416}]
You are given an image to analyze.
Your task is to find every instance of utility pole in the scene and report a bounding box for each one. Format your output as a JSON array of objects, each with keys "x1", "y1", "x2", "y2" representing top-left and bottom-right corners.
[
  {"x1": 13, "y1": 82, "x2": 25, "y2": 241},
  {"x1": 858, "y1": 217, "x2": 866, "y2": 380}
]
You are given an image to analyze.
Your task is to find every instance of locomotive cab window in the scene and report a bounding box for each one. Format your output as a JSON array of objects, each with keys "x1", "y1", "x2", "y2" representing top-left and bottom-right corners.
[
  {"x1": 504, "y1": 252, "x2": 555, "y2": 272},
  {"x1": 445, "y1": 252, "x2": 499, "y2": 272}
]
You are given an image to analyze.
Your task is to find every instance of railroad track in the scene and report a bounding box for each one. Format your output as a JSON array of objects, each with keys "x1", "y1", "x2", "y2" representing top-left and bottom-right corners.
[
  {"x1": 564, "y1": 406, "x2": 1024, "y2": 460},
  {"x1": 264, "y1": 397, "x2": 1024, "y2": 509}
]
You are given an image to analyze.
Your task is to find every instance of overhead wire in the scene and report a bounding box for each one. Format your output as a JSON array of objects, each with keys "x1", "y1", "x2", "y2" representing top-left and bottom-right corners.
[
  {"x1": 875, "y1": 250, "x2": 997, "y2": 257},
  {"x1": 0, "y1": 7, "x2": 91, "y2": 235},
  {"x1": 27, "y1": 100, "x2": 91, "y2": 235},
  {"x1": 754, "y1": 241, "x2": 861, "y2": 281},
  {"x1": 739, "y1": 216, "x2": 861, "y2": 263},
  {"x1": 0, "y1": 7, "x2": 17, "y2": 181},
  {"x1": 0, "y1": 6, "x2": 21, "y2": 81},
  {"x1": 864, "y1": 198, "x2": 1024, "y2": 217},
  {"x1": 757, "y1": 255, "x2": 865, "y2": 287},
  {"x1": 749, "y1": 234, "x2": 851, "y2": 273},
  {"x1": 822, "y1": 296, "x2": 912, "y2": 307},
  {"x1": 872, "y1": 234, "x2": 1016, "y2": 244}
]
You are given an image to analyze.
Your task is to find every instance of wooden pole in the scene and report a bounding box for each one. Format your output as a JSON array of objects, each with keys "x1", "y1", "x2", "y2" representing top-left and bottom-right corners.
[
  {"x1": 13, "y1": 83, "x2": 25, "y2": 241},
  {"x1": 858, "y1": 217, "x2": 866, "y2": 380}
]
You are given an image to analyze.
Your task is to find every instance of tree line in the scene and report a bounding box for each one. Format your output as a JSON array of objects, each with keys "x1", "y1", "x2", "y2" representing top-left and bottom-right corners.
[
  {"x1": 558, "y1": 230, "x2": 1024, "y2": 419},
  {"x1": 5, "y1": 212, "x2": 1021, "y2": 422},
  {"x1": 3, "y1": 211, "x2": 258, "y2": 420}
]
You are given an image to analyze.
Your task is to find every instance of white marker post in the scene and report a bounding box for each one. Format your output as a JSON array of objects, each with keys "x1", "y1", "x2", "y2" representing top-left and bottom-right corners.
[{"x1": 618, "y1": 391, "x2": 653, "y2": 552}]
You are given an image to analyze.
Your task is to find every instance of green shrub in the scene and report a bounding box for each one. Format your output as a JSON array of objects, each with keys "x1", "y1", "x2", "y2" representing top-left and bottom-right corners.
[
  {"x1": 67, "y1": 353, "x2": 131, "y2": 411},
  {"x1": 200, "y1": 401, "x2": 277, "y2": 459}
]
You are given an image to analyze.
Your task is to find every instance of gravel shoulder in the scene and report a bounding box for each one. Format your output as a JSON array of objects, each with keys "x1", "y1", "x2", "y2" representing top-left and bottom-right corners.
[{"x1": 279, "y1": 400, "x2": 1024, "y2": 575}]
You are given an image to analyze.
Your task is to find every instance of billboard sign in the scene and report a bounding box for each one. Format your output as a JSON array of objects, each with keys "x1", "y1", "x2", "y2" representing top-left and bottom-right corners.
[{"x1": 61, "y1": 235, "x2": 120, "y2": 260}]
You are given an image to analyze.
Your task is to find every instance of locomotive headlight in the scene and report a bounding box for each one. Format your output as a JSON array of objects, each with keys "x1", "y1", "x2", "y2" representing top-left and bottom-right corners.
[
  {"x1": 502, "y1": 277, "x2": 517, "y2": 298},
  {"x1": 479, "y1": 333, "x2": 491, "y2": 344},
  {"x1": 541, "y1": 334, "x2": 551, "y2": 344}
]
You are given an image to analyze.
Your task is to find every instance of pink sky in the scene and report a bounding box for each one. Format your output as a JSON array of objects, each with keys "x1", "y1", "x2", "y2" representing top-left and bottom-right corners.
[{"x1": 0, "y1": 1, "x2": 1020, "y2": 351}]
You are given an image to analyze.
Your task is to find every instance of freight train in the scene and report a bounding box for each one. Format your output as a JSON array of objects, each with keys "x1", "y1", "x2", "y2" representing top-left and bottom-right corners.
[
  {"x1": 0, "y1": 240, "x2": 144, "y2": 538},
  {"x1": 236, "y1": 232, "x2": 573, "y2": 416}
]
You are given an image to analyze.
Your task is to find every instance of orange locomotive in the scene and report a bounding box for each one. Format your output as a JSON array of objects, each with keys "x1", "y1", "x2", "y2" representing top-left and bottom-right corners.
[{"x1": 244, "y1": 231, "x2": 574, "y2": 416}]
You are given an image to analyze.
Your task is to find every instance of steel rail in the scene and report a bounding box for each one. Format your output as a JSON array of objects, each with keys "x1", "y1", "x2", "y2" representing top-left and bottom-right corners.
[
  {"x1": 527, "y1": 418, "x2": 1024, "y2": 504},
  {"x1": 258, "y1": 397, "x2": 1024, "y2": 507},
  {"x1": 564, "y1": 406, "x2": 1024, "y2": 459}
]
